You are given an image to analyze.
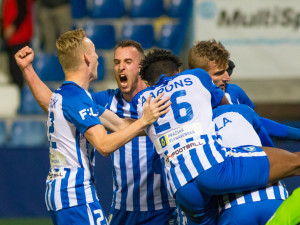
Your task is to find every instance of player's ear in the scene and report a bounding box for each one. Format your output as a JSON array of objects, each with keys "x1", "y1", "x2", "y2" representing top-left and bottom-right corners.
[{"x1": 84, "y1": 53, "x2": 90, "y2": 66}]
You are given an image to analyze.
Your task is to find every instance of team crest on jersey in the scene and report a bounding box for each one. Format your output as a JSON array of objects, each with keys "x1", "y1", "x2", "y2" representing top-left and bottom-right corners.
[
  {"x1": 243, "y1": 146, "x2": 256, "y2": 152},
  {"x1": 159, "y1": 135, "x2": 168, "y2": 148}
]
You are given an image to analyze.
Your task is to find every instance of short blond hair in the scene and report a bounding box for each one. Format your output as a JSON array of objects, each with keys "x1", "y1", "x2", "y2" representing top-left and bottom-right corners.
[
  {"x1": 188, "y1": 39, "x2": 230, "y2": 71},
  {"x1": 56, "y1": 28, "x2": 87, "y2": 72}
]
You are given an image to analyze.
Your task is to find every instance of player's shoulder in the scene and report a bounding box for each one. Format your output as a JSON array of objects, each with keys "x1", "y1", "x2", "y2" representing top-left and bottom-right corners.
[
  {"x1": 226, "y1": 83, "x2": 245, "y2": 93},
  {"x1": 57, "y1": 81, "x2": 86, "y2": 98},
  {"x1": 213, "y1": 104, "x2": 254, "y2": 116}
]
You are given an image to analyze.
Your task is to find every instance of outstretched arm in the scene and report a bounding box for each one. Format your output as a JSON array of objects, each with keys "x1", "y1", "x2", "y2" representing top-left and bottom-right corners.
[
  {"x1": 260, "y1": 117, "x2": 300, "y2": 141},
  {"x1": 85, "y1": 93, "x2": 170, "y2": 156},
  {"x1": 14, "y1": 46, "x2": 52, "y2": 113}
]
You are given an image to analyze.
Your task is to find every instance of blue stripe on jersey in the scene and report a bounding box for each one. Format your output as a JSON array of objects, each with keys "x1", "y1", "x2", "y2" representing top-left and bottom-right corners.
[
  {"x1": 146, "y1": 139, "x2": 155, "y2": 211},
  {"x1": 116, "y1": 93, "x2": 125, "y2": 118},
  {"x1": 61, "y1": 168, "x2": 71, "y2": 209},
  {"x1": 132, "y1": 137, "x2": 141, "y2": 211},
  {"x1": 201, "y1": 135, "x2": 218, "y2": 166},
  {"x1": 50, "y1": 179, "x2": 56, "y2": 211},
  {"x1": 259, "y1": 188, "x2": 268, "y2": 200},
  {"x1": 75, "y1": 129, "x2": 86, "y2": 205},
  {"x1": 190, "y1": 148, "x2": 205, "y2": 172},
  {"x1": 119, "y1": 145, "x2": 128, "y2": 207},
  {"x1": 170, "y1": 161, "x2": 181, "y2": 192},
  {"x1": 243, "y1": 190, "x2": 252, "y2": 202},
  {"x1": 178, "y1": 154, "x2": 193, "y2": 182},
  {"x1": 76, "y1": 168, "x2": 86, "y2": 205},
  {"x1": 273, "y1": 185, "x2": 281, "y2": 199},
  {"x1": 111, "y1": 153, "x2": 118, "y2": 210}
]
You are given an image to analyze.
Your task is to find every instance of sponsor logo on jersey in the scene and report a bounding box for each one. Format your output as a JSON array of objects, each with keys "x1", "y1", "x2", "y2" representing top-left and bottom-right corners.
[
  {"x1": 79, "y1": 107, "x2": 98, "y2": 120},
  {"x1": 243, "y1": 146, "x2": 257, "y2": 152},
  {"x1": 159, "y1": 136, "x2": 168, "y2": 148},
  {"x1": 47, "y1": 170, "x2": 66, "y2": 180}
]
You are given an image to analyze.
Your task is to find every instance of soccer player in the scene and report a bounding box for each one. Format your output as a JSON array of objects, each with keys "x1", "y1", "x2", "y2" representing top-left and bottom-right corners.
[
  {"x1": 91, "y1": 40, "x2": 176, "y2": 224},
  {"x1": 188, "y1": 39, "x2": 300, "y2": 141},
  {"x1": 15, "y1": 38, "x2": 176, "y2": 224},
  {"x1": 133, "y1": 48, "x2": 300, "y2": 224},
  {"x1": 14, "y1": 29, "x2": 170, "y2": 225},
  {"x1": 214, "y1": 104, "x2": 288, "y2": 225}
]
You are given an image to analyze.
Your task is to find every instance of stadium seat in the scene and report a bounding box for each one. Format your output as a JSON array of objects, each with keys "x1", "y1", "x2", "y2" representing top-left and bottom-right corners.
[
  {"x1": 158, "y1": 22, "x2": 183, "y2": 56},
  {"x1": 97, "y1": 55, "x2": 106, "y2": 81},
  {"x1": 8, "y1": 120, "x2": 48, "y2": 148},
  {"x1": 121, "y1": 22, "x2": 155, "y2": 49},
  {"x1": 32, "y1": 53, "x2": 65, "y2": 81},
  {"x1": 18, "y1": 85, "x2": 44, "y2": 115},
  {"x1": 89, "y1": 0, "x2": 125, "y2": 18},
  {"x1": 85, "y1": 23, "x2": 116, "y2": 50},
  {"x1": 0, "y1": 120, "x2": 7, "y2": 147},
  {"x1": 130, "y1": 0, "x2": 164, "y2": 18},
  {"x1": 71, "y1": 0, "x2": 87, "y2": 19},
  {"x1": 166, "y1": 0, "x2": 193, "y2": 19}
]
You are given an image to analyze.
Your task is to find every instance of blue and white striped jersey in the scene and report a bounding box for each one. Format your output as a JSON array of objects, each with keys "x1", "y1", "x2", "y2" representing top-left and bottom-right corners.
[
  {"x1": 212, "y1": 104, "x2": 288, "y2": 212},
  {"x1": 133, "y1": 69, "x2": 226, "y2": 197},
  {"x1": 92, "y1": 89, "x2": 175, "y2": 211},
  {"x1": 45, "y1": 81, "x2": 103, "y2": 211}
]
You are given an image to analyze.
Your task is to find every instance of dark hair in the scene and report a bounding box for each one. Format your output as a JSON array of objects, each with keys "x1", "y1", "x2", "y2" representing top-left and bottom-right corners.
[
  {"x1": 115, "y1": 40, "x2": 144, "y2": 56},
  {"x1": 140, "y1": 49, "x2": 182, "y2": 85}
]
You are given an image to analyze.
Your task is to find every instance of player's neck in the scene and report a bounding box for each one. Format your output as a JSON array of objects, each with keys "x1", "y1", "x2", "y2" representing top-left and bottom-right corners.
[
  {"x1": 123, "y1": 81, "x2": 147, "y2": 102},
  {"x1": 65, "y1": 70, "x2": 91, "y2": 91}
]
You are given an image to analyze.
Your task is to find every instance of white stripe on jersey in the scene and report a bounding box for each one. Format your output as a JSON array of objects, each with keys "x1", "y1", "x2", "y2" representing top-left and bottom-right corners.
[{"x1": 104, "y1": 91, "x2": 175, "y2": 211}]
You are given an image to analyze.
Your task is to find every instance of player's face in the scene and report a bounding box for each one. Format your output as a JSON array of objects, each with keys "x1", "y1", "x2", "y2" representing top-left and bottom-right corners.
[
  {"x1": 113, "y1": 46, "x2": 144, "y2": 100},
  {"x1": 85, "y1": 38, "x2": 99, "y2": 81},
  {"x1": 206, "y1": 60, "x2": 230, "y2": 92}
]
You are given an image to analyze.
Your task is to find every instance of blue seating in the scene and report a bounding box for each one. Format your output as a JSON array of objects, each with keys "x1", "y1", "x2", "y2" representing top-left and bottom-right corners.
[
  {"x1": 33, "y1": 53, "x2": 65, "y2": 81},
  {"x1": 71, "y1": 0, "x2": 87, "y2": 19},
  {"x1": 8, "y1": 120, "x2": 48, "y2": 148},
  {"x1": 18, "y1": 85, "x2": 45, "y2": 115},
  {"x1": 121, "y1": 22, "x2": 155, "y2": 49},
  {"x1": 89, "y1": 0, "x2": 125, "y2": 18},
  {"x1": 130, "y1": 0, "x2": 164, "y2": 18},
  {"x1": 158, "y1": 23, "x2": 183, "y2": 56},
  {"x1": 97, "y1": 55, "x2": 106, "y2": 81},
  {"x1": 85, "y1": 23, "x2": 116, "y2": 50},
  {"x1": 0, "y1": 120, "x2": 6, "y2": 147},
  {"x1": 166, "y1": 0, "x2": 193, "y2": 19}
]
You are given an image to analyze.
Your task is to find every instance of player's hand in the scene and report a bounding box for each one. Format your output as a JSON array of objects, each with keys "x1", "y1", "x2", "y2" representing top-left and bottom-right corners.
[
  {"x1": 14, "y1": 46, "x2": 34, "y2": 71},
  {"x1": 142, "y1": 92, "x2": 171, "y2": 125}
]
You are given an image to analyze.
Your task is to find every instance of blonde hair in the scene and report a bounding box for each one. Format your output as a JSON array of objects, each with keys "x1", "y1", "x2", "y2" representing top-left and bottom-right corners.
[
  {"x1": 56, "y1": 28, "x2": 87, "y2": 72},
  {"x1": 188, "y1": 39, "x2": 230, "y2": 71}
]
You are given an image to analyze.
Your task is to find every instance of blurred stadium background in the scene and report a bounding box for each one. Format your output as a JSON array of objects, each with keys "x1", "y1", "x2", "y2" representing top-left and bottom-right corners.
[{"x1": 0, "y1": 0, "x2": 299, "y2": 224}]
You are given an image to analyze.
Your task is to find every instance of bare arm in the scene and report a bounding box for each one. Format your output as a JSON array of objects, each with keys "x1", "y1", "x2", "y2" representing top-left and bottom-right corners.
[
  {"x1": 100, "y1": 110, "x2": 147, "y2": 136},
  {"x1": 85, "y1": 93, "x2": 170, "y2": 156},
  {"x1": 15, "y1": 46, "x2": 52, "y2": 113}
]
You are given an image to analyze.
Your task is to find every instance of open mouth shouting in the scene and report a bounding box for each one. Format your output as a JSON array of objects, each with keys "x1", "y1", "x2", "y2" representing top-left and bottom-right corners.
[{"x1": 119, "y1": 74, "x2": 128, "y2": 88}]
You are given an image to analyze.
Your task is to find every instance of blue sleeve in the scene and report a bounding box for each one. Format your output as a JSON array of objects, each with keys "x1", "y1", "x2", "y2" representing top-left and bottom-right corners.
[
  {"x1": 260, "y1": 117, "x2": 288, "y2": 138},
  {"x1": 287, "y1": 126, "x2": 300, "y2": 140},
  {"x1": 226, "y1": 84, "x2": 255, "y2": 109},
  {"x1": 92, "y1": 90, "x2": 109, "y2": 107},
  {"x1": 62, "y1": 89, "x2": 102, "y2": 135},
  {"x1": 260, "y1": 117, "x2": 300, "y2": 140},
  {"x1": 258, "y1": 126, "x2": 274, "y2": 147},
  {"x1": 191, "y1": 69, "x2": 224, "y2": 107}
]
